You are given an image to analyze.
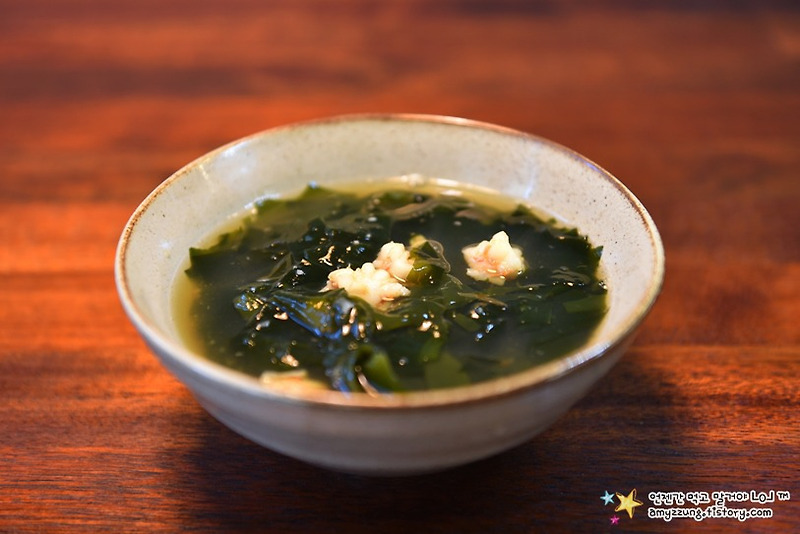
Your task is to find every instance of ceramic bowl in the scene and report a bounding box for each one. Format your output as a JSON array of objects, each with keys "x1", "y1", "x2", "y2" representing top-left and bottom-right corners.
[{"x1": 115, "y1": 114, "x2": 664, "y2": 475}]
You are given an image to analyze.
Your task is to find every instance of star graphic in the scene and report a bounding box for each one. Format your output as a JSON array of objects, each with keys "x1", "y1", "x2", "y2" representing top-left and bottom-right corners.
[
  {"x1": 615, "y1": 488, "x2": 644, "y2": 519},
  {"x1": 601, "y1": 490, "x2": 616, "y2": 505},
  {"x1": 610, "y1": 515, "x2": 620, "y2": 525}
]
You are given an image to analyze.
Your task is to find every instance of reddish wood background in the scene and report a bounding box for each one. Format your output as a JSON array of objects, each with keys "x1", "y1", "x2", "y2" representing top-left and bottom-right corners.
[{"x1": 1, "y1": 1, "x2": 798, "y2": 532}]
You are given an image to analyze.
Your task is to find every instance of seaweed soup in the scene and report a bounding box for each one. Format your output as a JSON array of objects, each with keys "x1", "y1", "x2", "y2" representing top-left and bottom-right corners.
[{"x1": 174, "y1": 177, "x2": 608, "y2": 394}]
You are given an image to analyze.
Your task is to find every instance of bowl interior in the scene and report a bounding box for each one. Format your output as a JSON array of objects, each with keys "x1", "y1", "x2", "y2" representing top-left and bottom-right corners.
[{"x1": 116, "y1": 114, "x2": 664, "y2": 405}]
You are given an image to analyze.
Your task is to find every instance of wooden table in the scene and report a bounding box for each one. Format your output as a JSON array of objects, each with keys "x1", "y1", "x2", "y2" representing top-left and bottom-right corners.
[{"x1": 2, "y1": 1, "x2": 798, "y2": 531}]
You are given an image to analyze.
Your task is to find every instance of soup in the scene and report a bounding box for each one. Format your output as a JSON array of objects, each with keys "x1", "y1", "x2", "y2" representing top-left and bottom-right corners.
[{"x1": 175, "y1": 178, "x2": 607, "y2": 393}]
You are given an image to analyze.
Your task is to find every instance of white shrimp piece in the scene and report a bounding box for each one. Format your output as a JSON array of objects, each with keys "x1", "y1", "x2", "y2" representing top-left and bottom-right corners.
[
  {"x1": 462, "y1": 231, "x2": 526, "y2": 285},
  {"x1": 259, "y1": 370, "x2": 329, "y2": 393},
  {"x1": 324, "y1": 262, "x2": 410, "y2": 307},
  {"x1": 372, "y1": 241, "x2": 414, "y2": 281}
]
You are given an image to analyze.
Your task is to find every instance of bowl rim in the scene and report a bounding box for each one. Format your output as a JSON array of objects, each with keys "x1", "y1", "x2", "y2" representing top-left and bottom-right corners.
[{"x1": 115, "y1": 112, "x2": 665, "y2": 410}]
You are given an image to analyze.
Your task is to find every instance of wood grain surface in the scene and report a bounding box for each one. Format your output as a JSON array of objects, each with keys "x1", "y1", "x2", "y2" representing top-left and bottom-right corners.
[{"x1": 1, "y1": 1, "x2": 798, "y2": 532}]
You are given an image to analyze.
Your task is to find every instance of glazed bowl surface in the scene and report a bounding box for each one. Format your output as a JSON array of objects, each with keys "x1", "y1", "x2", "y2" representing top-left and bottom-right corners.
[{"x1": 115, "y1": 114, "x2": 664, "y2": 475}]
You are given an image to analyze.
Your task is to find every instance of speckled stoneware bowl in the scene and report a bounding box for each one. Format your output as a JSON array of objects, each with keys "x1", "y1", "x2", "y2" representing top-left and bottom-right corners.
[{"x1": 115, "y1": 114, "x2": 664, "y2": 475}]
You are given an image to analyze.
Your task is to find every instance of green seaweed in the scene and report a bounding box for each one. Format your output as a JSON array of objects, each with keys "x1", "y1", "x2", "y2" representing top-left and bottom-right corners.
[{"x1": 182, "y1": 183, "x2": 607, "y2": 393}]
